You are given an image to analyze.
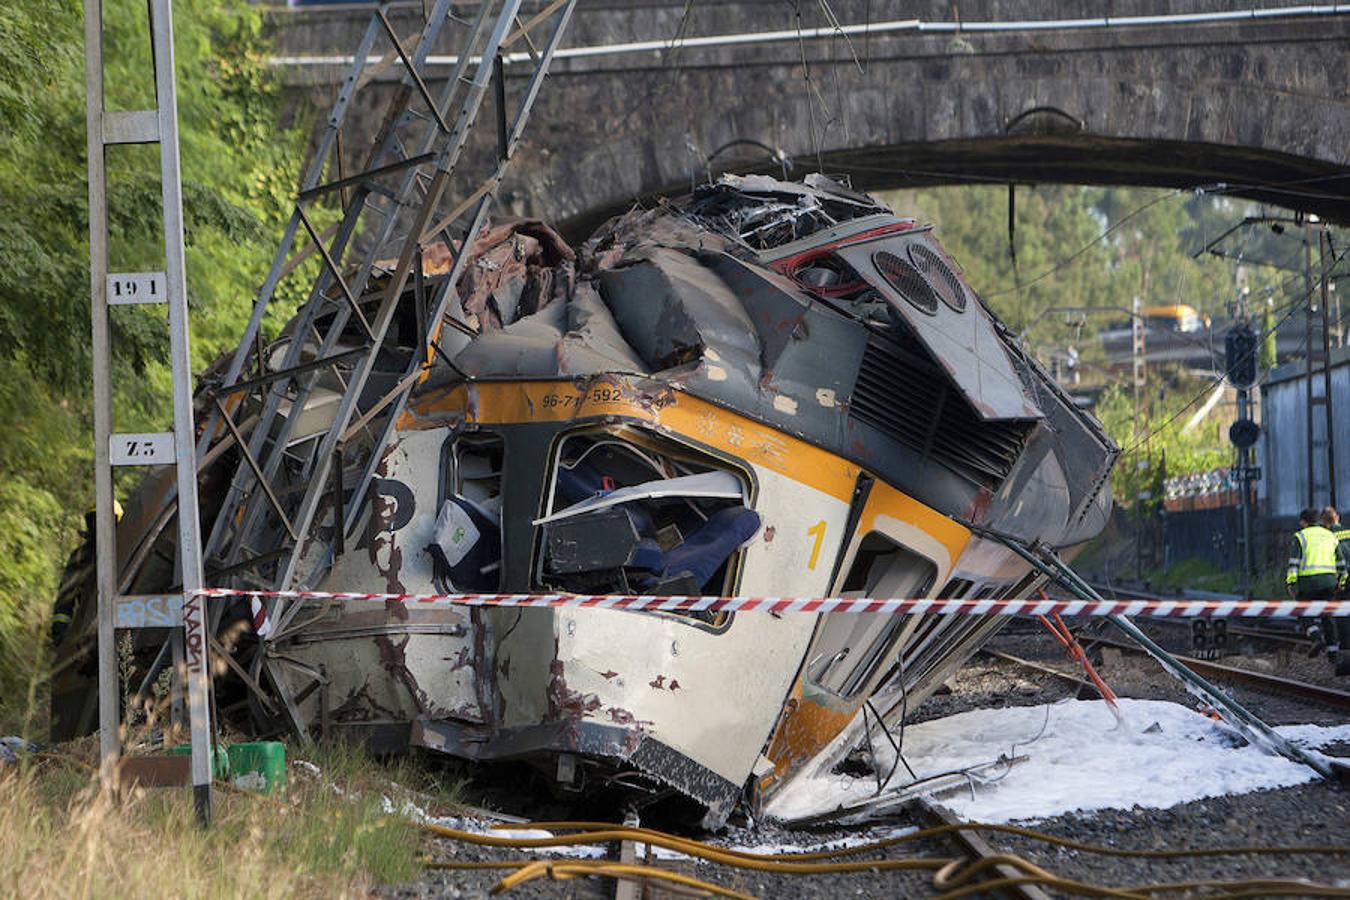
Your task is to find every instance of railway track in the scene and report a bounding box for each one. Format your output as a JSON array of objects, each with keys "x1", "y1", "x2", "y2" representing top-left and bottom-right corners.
[
  {"x1": 1086, "y1": 584, "x2": 1315, "y2": 651},
  {"x1": 981, "y1": 648, "x2": 1104, "y2": 697},
  {"x1": 909, "y1": 799, "x2": 1053, "y2": 900},
  {"x1": 984, "y1": 620, "x2": 1350, "y2": 712},
  {"x1": 1141, "y1": 616, "x2": 1314, "y2": 653},
  {"x1": 1077, "y1": 631, "x2": 1350, "y2": 712}
]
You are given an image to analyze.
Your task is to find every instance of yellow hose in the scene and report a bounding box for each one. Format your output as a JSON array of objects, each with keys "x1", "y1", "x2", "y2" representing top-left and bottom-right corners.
[
  {"x1": 427, "y1": 818, "x2": 1350, "y2": 899},
  {"x1": 502, "y1": 818, "x2": 1349, "y2": 861},
  {"x1": 39, "y1": 750, "x2": 1350, "y2": 898},
  {"x1": 934, "y1": 856, "x2": 1153, "y2": 899},
  {"x1": 423, "y1": 822, "x2": 1151, "y2": 898},
  {"x1": 421, "y1": 821, "x2": 950, "y2": 874},
  {"x1": 493, "y1": 859, "x2": 755, "y2": 899}
]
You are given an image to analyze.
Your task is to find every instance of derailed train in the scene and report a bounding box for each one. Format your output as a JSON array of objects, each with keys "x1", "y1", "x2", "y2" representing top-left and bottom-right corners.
[{"x1": 54, "y1": 175, "x2": 1116, "y2": 827}]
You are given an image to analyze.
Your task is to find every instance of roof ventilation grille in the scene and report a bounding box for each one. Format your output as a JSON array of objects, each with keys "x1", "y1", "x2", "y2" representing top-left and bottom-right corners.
[
  {"x1": 850, "y1": 332, "x2": 1032, "y2": 489},
  {"x1": 872, "y1": 250, "x2": 938, "y2": 315},
  {"x1": 908, "y1": 243, "x2": 967, "y2": 312}
]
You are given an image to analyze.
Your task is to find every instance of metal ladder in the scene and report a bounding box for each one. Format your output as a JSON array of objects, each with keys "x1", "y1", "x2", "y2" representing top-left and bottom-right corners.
[
  {"x1": 195, "y1": 1, "x2": 576, "y2": 736},
  {"x1": 1304, "y1": 221, "x2": 1337, "y2": 510},
  {"x1": 84, "y1": 0, "x2": 214, "y2": 821}
]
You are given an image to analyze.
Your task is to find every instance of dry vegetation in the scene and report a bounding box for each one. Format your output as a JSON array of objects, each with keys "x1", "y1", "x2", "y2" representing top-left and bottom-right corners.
[{"x1": 0, "y1": 739, "x2": 462, "y2": 899}]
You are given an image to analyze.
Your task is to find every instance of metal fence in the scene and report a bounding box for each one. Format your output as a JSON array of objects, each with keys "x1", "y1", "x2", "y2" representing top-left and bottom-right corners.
[{"x1": 1259, "y1": 344, "x2": 1350, "y2": 518}]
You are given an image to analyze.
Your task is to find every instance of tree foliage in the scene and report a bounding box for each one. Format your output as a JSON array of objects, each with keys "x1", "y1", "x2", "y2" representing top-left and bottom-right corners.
[
  {"x1": 1092, "y1": 380, "x2": 1232, "y2": 511},
  {"x1": 0, "y1": 0, "x2": 300, "y2": 729}
]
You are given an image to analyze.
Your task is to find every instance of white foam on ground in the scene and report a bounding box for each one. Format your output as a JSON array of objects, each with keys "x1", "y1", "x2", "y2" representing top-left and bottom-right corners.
[
  {"x1": 410, "y1": 808, "x2": 918, "y2": 862},
  {"x1": 599, "y1": 826, "x2": 921, "y2": 863},
  {"x1": 766, "y1": 698, "x2": 1350, "y2": 825},
  {"x1": 720, "y1": 827, "x2": 917, "y2": 857}
]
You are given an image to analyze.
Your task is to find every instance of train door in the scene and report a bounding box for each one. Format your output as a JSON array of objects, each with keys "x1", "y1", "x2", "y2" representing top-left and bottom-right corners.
[{"x1": 757, "y1": 479, "x2": 969, "y2": 797}]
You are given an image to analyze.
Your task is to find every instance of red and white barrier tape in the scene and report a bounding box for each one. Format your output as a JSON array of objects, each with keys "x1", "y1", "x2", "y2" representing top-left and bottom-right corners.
[{"x1": 202, "y1": 588, "x2": 1350, "y2": 618}]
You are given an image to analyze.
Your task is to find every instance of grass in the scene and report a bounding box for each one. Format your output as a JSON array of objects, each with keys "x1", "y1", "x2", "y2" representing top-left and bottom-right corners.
[
  {"x1": 0, "y1": 737, "x2": 467, "y2": 899},
  {"x1": 1144, "y1": 557, "x2": 1241, "y2": 594},
  {"x1": 1143, "y1": 556, "x2": 1291, "y2": 598},
  {"x1": 0, "y1": 594, "x2": 473, "y2": 898}
]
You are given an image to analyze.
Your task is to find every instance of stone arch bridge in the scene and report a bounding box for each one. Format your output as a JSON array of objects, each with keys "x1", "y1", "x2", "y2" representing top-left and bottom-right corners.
[{"x1": 270, "y1": 1, "x2": 1350, "y2": 235}]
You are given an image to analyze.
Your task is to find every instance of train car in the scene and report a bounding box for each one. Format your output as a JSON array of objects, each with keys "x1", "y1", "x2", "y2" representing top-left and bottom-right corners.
[{"x1": 52, "y1": 174, "x2": 1117, "y2": 827}]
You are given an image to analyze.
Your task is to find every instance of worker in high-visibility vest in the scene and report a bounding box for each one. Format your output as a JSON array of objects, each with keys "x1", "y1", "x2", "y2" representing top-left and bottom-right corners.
[
  {"x1": 1317, "y1": 506, "x2": 1350, "y2": 676},
  {"x1": 1288, "y1": 507, "x2": 1347, "y2": 600}
]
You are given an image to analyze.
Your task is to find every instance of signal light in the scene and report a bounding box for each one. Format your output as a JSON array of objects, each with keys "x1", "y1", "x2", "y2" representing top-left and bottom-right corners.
[{"x1": 1225, "y1": 325, "x2": 1258, "y2": 389}]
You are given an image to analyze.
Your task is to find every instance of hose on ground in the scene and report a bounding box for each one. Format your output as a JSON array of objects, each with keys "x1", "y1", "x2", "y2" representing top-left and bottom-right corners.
[
  {"x1": 495, "y1": 818, "x2": 1350, "y2": 861},
  {"x1": 422, "y1": 821, "x2": 951, "y2": 874},
  {"x1": 422, "y1": 819, "x2": 1350, "y2": 898},
  {"x1": 39, "y1": 752, "x2": 1346, "y2": 898},
  {"x1": 494, "y1": 859, "x2": 756, "y2": 898}
]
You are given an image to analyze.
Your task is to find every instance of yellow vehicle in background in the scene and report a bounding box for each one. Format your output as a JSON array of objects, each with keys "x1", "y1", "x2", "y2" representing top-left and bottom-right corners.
[
  {"x1": 1099, "y1": 303, "x2": 1214, "y2": 368},
  {"x1": 1140, "y1": 304, "x2": 1209, "y2": 333}
]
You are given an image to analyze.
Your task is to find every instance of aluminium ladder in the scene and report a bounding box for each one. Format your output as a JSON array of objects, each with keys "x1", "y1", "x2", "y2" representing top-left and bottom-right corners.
[
  {"x1": 194, "y1": 1, "x2": 576, "y2": 737},
  {"x1": 85, "y1": 0, "x2": 214, "y2": 821}
]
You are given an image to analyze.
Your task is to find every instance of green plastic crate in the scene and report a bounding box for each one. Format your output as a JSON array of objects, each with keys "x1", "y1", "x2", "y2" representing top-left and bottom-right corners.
[
  {"x1": 167, "y1": 743, "x2": 231, "y2": 780},
  {"x1": 226, "y1": 741, "x2": 286, "y2": 793}
]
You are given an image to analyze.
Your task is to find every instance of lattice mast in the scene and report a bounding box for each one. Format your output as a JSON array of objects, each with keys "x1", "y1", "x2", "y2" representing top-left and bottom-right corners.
[
  {"x1": 85, "y1": 0, "x2": 213, "y2": 821},
  {"x1": 195, "y1": 1, "x2": 576, "y2": 735}
]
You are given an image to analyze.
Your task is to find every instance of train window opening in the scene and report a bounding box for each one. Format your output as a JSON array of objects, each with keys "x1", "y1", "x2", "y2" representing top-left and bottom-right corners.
[
  {"x1": 937, "y1": 577, "x2": 974, "y2": 599},
  {"x1": 812, "y1": 533, "x2": 937, "y2": 697},
  {"x1": 428, "y1": 433, "x2": 505, "y2": 593},
  {"x1": 1002, "y1": 570, "x2": 1044, "y2": 600},
  {"x1": 451, "y1": 434, "x2": 504, "y2": 512},
  {"x1": 533, "y1": 428, "x2": 758, "y2": 627}
]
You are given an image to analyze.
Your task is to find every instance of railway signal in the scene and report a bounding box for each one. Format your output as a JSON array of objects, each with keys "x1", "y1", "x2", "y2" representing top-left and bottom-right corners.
[{"x1": 1224, "y1": 323, "x2": 1259, "y2": 389}]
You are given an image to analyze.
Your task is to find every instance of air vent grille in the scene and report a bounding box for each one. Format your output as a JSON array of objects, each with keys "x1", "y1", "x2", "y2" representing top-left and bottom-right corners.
[
  {"x1": 908, "y1": 243, "x2": 967, "y2": 312},
  {"x1": 850, "y1": 331, "x2": 1032, "y2": 489},
  {"x1": 873, "y1": 250, "x2": 938, "y2": 315}
]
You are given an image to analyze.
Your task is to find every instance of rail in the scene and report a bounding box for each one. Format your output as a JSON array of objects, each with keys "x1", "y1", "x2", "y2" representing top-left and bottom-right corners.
[
  {"x1": 910, "y1": 798, "x2": 1054, "y2": 900},
  {"x1": 1089, "y1": 583, "x2": 1316, "y2": 650},
  {"x1": 1077, "y1": 632, "x2": 1350, "y2": 713}
]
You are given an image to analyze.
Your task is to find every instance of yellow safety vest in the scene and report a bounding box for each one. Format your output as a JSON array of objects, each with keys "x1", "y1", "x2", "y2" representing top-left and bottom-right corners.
[{"x1": 1288, "y1": 525, "x2": 1340, "y2": 583}]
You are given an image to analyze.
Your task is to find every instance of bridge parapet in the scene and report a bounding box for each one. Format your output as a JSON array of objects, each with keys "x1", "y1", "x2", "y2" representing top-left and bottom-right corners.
[{"x1": 265, "y1": 1, "x2": 1350, "y2": 229}]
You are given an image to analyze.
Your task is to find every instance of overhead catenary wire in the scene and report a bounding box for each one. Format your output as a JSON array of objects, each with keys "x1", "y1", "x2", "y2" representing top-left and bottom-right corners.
[
  {"x1": 1120, "y1": 241, "x2": 1349, "y2": 457},
  {"x1": 987, "y1": 189, "x2": 1187, "y2": 298},
  {"x1": 792, "y1": 1, "x2": 827, "y2": 173},
  {"x1": 1121, "y1": 300, "x2": 1301, "y2": 457},
  {"x1": 1038, "y1": 222, "x2": 1344, "y2": 458}
]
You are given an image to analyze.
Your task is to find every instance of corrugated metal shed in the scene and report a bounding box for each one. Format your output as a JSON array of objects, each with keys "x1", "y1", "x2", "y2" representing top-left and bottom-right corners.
[{"x1": 1258, "y1": 344, "x2": 1350, "y2": 518}]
